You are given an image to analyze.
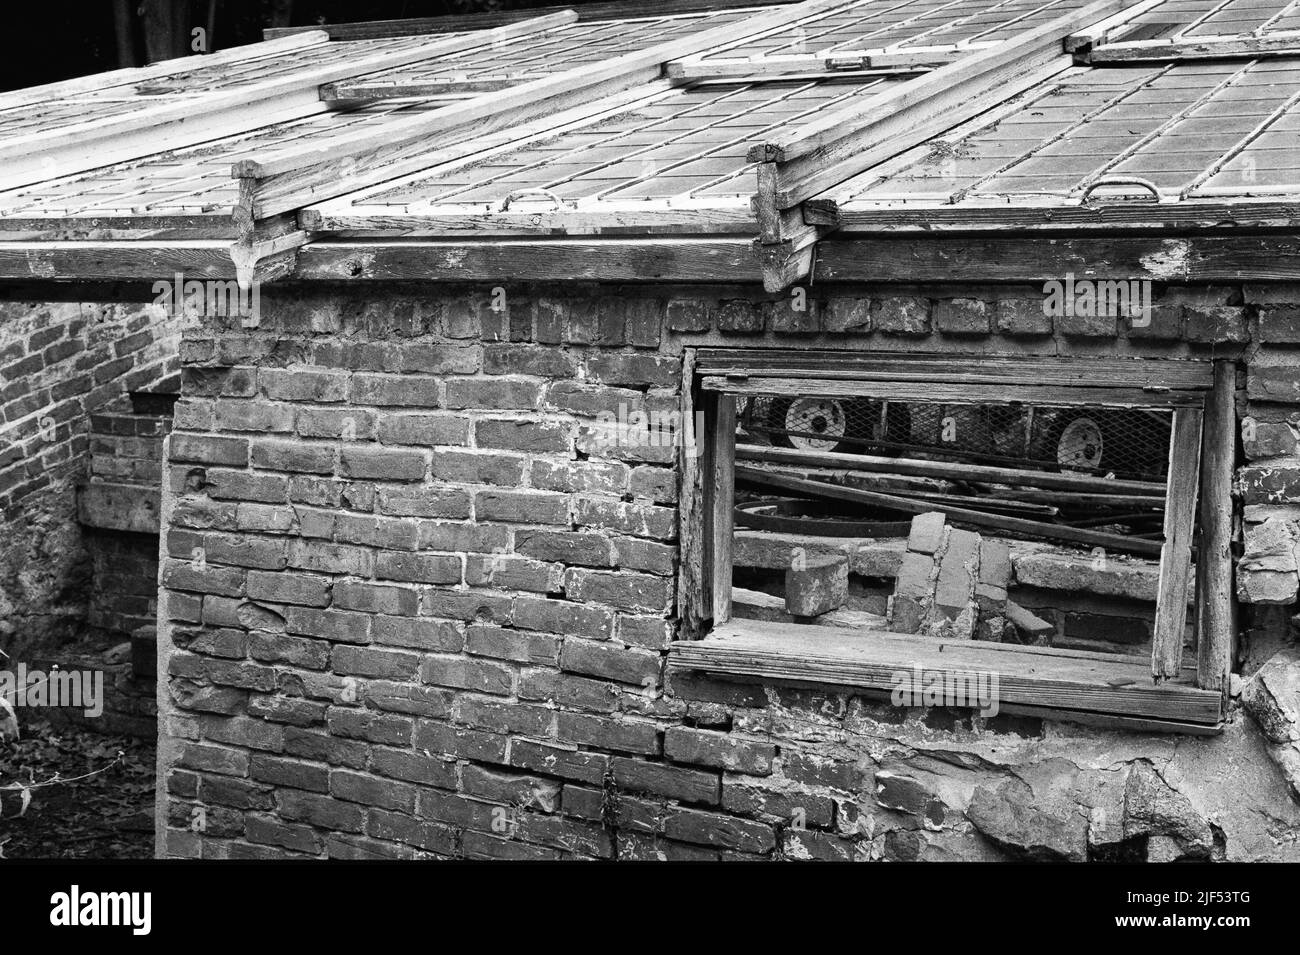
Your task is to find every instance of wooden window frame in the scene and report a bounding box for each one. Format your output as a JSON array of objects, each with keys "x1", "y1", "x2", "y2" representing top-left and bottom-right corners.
[{"x1": 675, "y1": 349, "x2": 1236, "y2": 732}]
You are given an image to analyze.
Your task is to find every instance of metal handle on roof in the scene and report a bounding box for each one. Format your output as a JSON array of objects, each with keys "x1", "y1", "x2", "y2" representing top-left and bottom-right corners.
[
  {"x1": 1079, "y1": 176, "x2": 1162, "y2": 204},
  {"x1": 498, "y1": 189, "x2": 565, "y2": 212}
]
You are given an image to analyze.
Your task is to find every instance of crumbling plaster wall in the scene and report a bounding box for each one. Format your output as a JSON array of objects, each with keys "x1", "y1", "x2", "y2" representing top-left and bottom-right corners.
[
  {"x1": 154, "y1": 282, "x2": 1300, "y2": 861},
  {"x1": 0, "y1": 299, "x2": 180, "y2": 660}
]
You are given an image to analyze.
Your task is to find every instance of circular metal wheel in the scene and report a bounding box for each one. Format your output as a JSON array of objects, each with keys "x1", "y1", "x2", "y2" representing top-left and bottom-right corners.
[
  {"x1": 776, "y1": 396, "x2": 849, "y2": 452},
  {"x1": 1055, "y1": 415, "x2": 1105, "y2": 472}
]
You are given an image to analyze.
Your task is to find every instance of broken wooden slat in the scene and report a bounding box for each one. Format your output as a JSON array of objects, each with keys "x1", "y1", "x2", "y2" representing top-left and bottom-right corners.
[
  {"x1": 812, "y1": 234, "x2": 1300, "y2": 283},
  {"x1": 680, "y1": 348, "x2": 708, "y2": 639},
  {"x1": 1152, "y1": 407, "x2": 1204, "y2": 682},
  {"x1": 705, "y1": 375, "x2": 1204, "y2": 409},
  {"x1": 734, "y1": 464, "x2": 1164, "y2": 557},
  {"x1": 669, "y1": 618, "x2": 1223, "y2": 724},
  {"x1": 291, "y1": 237, "x2": 763, "y2": 282},
  {"x1": 706, "y1": 392, "x2": 737, "y2": 626},
  {"x1": 1087, "y1": 30, "x2": 1300, "y2": 61},
  {"x1": 1195, "y1": 361, "x2": 1236, "y2": 696},
  {"x1": 733, "y1": 444, "x2": 1168, "y2": 496},
  {"x1": 696, "y1": 349, "x2": 1215, "y2": 391}
]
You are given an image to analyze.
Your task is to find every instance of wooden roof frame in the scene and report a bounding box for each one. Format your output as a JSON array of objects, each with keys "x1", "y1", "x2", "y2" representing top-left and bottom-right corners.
[{"x1": 0, "y1": 0, "x2": 1298, "y2": 287}]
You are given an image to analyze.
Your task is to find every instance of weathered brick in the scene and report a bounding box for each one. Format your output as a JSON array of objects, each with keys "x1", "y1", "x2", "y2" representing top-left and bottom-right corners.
[
  {"x1": 474, "y1": 418, "x2": 570, "y2": 453},
  {"x1": 466, "y1": 625, "x2": 561, "y2": 665},
  {"x1": 422, "y1": 655, "x2": 514, "y2": 695},
  {"x1": 474, "y1": 489, "x2": 569, "y2": 524},
  {"x1": 340, "y1": 446, "x2": 426, "y2": 481},
  {"x1": 510, "y1": 741, "x2": 609, "y2": 785},
  {"x1": 664, "y1": 807, "x2": 776, "y2": 853},
  {"x1": 716, "y1": 300, "x2": 761, "y2": 333},
  {"x1": 564, "y1": 567, "x2": 674, "y2": 613},
  {"x1": 332, "y1": 581, "x2": 419, "y2": 617},
  {"x1": 170, "y1": 433, "x2": 248, "y2": 466},
  {"x1": 261, "y1": 368, "x2": 348, "y2": 403},
  {"x1": 934, "y1": 298, "x2": 992, "y2": 335},
  {"x1": 250, "y1": 755, "x2": 330, "y2": 793},
  {"x1": 872, "y1": 296, "x2": 929, "y2": 335},
  {"x1": 664, "y1": 727, "x2": 776, "y2": 775},
  {"x1": 331, "y1": 770, "x2": 416, "y2": 813},
  {"x1": 350, "y1": 373, "x2": 440, "y2": 407},
  {"x1": 557, "y1": 711, "x2": 661, "y2": 755},
  {"x1": 611, "y1": 757, "x2": 720, "y2": 804},
  {"x1": 560, "y1": 638, "x2": 661, "y2": 686},
  {"x1": 332, "y1": 645, "x2": 421, "y2": 680},
  {"x1": 378, "y1": 414, "x2": 469, "y2": 447}
]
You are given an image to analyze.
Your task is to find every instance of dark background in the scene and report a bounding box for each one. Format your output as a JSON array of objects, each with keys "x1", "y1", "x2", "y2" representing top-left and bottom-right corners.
[{"x1": 1, "y1": 0, "x2": 615, "y2": 92}]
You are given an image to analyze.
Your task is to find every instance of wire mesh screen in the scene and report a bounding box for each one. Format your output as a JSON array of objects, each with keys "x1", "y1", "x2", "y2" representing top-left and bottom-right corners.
[{"x1": 740, "y1": 395, "x2": 1173, "y2": 481}]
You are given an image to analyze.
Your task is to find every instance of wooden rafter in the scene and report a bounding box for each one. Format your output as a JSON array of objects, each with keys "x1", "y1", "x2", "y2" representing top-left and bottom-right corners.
[{"x1": 1087, "y1": 29, "x2": 1300, "y2": 61}]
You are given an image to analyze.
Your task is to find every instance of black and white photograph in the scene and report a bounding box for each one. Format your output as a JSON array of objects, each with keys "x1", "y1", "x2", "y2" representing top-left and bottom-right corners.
[{"x1": 0, "y1": 0, "x2": 1294, "y2": 936}]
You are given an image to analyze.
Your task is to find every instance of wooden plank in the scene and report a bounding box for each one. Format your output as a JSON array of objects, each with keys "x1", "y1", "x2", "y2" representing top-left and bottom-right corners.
[
  {"x1": 747, "y1": 0, "x2": 1130, "y2": 205},
  {"x1": 1195, "y1": 361, "x2": 1236, "y2": 696},
  {"x1": 705, "y1": 375, "x2": 1205, "y2": 409},
  {"x1": 303, "y1": 200, "x2": 758, "y2": 238},
  {"x1": 291, "y1": 238, "x2": 763, "y2": 282},
  {"x1": 0, "y1": 31, "x2": 329, "y2": 111},
  {"x1": 667, "y1": 46, "x2": 968, "y2": 79},
  {"x1": 1089, "y1": 30, "x2": 1300, "y2": 61},
  {"x1": 669, "y1": 618, "x2": 1223, "y2": 724},
  {"x1": 263, "y1": 1, "x2": 807, "y2": 40},
  {"x1": 733, "y1": 443, "x2": 1170, "y2": 495},
  {"x1": 733, "y1": 464, "x2": 1165, "y2": 556},
  {"x1": 831, "y1": 199, "x2": 1300, "y2": 232},
  {"x1": 680, "y1": 349, "x2": 709, "y2": 639},
  {"x1": 696, "y1": 348, "x2": 1214, "y2": 391},
  {"x1": 709, "y1": 392, "x2": 737, "y2": 626},
  {"x1": 812, "y1": 234, "x2": 1300, "y2": 283},
  {"x1": 1153, "y1": 407, "x2": 1203, "y2": 681},
  {"x1": 0, "y1": 241, "x2": 238, "y2": 280}
]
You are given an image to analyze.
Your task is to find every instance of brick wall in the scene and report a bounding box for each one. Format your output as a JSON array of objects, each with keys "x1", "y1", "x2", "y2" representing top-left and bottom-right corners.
[
  {"x1": 0, "y1": 299, "x2": 179, "y2": 660},
  {"x1": 155, "y1": 283, "x2": 1300, "y2": 862}
]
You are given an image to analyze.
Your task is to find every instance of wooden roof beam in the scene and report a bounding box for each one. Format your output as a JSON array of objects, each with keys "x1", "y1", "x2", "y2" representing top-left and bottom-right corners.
[
  {"x1": 1086, "y1": 30, "x2": 1300, "y2": 62},
  {"x1": 667, "y1": 44, "x2": 973, "y2": 80},
  {"x1": 291, "y1": 237, "x2": 764, "y2": 283}
]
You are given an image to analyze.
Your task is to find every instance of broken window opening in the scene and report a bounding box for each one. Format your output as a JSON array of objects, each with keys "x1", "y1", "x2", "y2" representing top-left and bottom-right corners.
[{"x1": 676, "y1": 350, "x2": 1236, "y2": 732}]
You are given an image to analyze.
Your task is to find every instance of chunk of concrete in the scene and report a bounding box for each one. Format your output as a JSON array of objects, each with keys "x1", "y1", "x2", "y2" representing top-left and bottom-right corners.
[
  {"x1": 785, "y1": 557, "x2": 849, "y2": 618},
  {"x1": 907, "y1": 511, "x2": 946, "y2": 555}
]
